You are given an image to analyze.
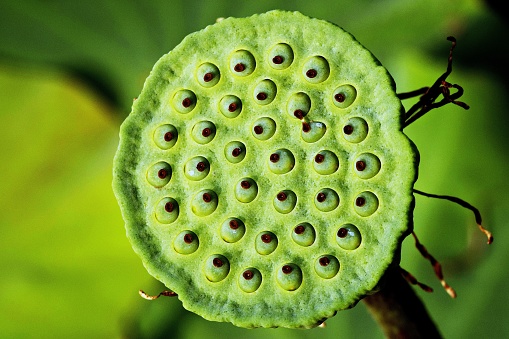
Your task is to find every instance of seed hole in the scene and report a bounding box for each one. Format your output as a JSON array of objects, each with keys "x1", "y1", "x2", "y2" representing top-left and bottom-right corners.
[
  {"x1": 234, "y1": 63, "x2": 246, "y2": 72},
  {"x1": 315, "y1": 154, "x2": 325, "y2": 163},
  {"x1": 319, "y1": 257, "x2": 330, "y2": 266},
  {"x1": 270, "y1": 153, "x2": 280, "y2": 163},
  {"x1": 213, "y1": 258, "x2": 224, "y2": 267},
  {"x1": 356, "y1": 161, "x2": 366, "y2": 171},
  {"x1": 306, "y1": 69, "x2": 318, "y2": 78},
  {"x1": 343, "y1": 125, "x2": 354, "y2": 135},
  {"x1": 337, "y1": 228, "x2": 348, "y2": 238},
  {"x1": 243, "y1": 270, "x2": 254, "y2": 280},
  {"x1": 261, "y1": 234, "x2": 272, "y2": 243},
  {"x1": 158, "y1": 169, "x2": 168, "y2": 179},
  {"x1": 282, "y1": 265, "x2": 293, "y2": 274},
  {"x1": 272, "y1": 55, "x2": 284, "y2": 64}
]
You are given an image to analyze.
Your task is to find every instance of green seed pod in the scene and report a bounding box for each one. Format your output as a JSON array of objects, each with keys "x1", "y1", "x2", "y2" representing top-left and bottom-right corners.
[
  {"x1": 291, "y1": 222, "x2": 316, "y2": 247},
  {"x1": 172, "y1": 89, "x2": 197, "y2": 114},
  {"x1": 332, "y1": 84, "x2": 357, "y2": 108},
  {"x1": 314, "y1": 255, "x2": 340, "y2": 279},
  {"x1": 191, "y1": 121, "x2": 216, "y2": 144},
  {"x1": 219, "y1": 95, "x2": 242, "y2": 118},
  {"x1": 273, "y1": 190, "x2": 297, "y2": 214},
  {"x1": 255, "y1": 231, "x2": 278, "y2": 255},
  {"x1": 234, "y1": 178, "x2": 258, "y2": 203},
  {"x1": 336, "y1": 224, "x2": 362, "y2": 250},
  {"x1": 184, "y1": 156, "x2": 210, "y2": 181},
  {"x1": 268, "y1": 149, "x2": 295, "y2": 174},
  {"x1": 287, "y1": 92, "x2": 311, "y2": 119},
  {"x1": 220, "y1": 218, "x2": 246, "y2": 243},
  {"x1": 252, "y1": 117, "x2": 276, "y2": 140},
  {"x1": 276, "y1": 264, "x2": 303, "y2": 291},
  {"x1": 196, "y1": 62, "x2": 220, "y2": 87},
  {"x1": 354, "y1": 191, "x2": 379, "y2": 217},
  {"x1": 146, "y1": 161, "x2": 171, "y2": 188},
  {"x1": 113, "y1": 10, "x2": 418, "y2": 329},
  {"x1": 314, "y1": 188, "x2": 340, "y2": 212},
  {"x1": 301, "y1": 121, "x2": 326, "y2": 143},
  {"x1": 354, "y1": 153, "x2": 381, "y2": 179},
  {"x1": 254, "y1": 79, "x2": 277, "y2": 105},
  {"x1": 204, "y1": 254, "x2": 230, "y2": 282},
  {"x1": 230, "y1": 50, "x2": 256, "y2": 76},
  {"x1": 153, "y1": 124, "x2": 178, "y2": 149},
  {"x1": 173, "y1": 230, "x2": 199, "y2": 254},
  {"x1": 238, "y1": 268, "x2": 263, "y2": 293},
  {"x1": 224, "y1": 141, "x2": 246, "y2": 163},
  {"x1": 342, "y1": 117, "x2": 369, "y2": 143},
  {"x1": 302, "y1": 56, "x2": 330, "y2": 83},
  {"x1": 313, "y1": 150, "x2": 339, "y2": 175},
  {"x1": 155, "y1": 197, "x2": 179, "y2": 224},
  {"x1": 268, "y1": 43, "x2": 294, "y2": 70},
  {"x1": 191, "y1": 189, "x2": 218, "y2": 216}
]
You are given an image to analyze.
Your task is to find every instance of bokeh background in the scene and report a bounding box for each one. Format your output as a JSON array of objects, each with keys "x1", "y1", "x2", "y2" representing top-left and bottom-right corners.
[{"x1": 1, "y1": 0, "x2": 508, "y2": 338}]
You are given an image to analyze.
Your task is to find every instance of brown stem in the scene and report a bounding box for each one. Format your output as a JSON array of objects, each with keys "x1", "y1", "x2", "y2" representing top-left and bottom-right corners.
[{"x1": 363, "y1": 267, "x2": 442, "y2": 339}]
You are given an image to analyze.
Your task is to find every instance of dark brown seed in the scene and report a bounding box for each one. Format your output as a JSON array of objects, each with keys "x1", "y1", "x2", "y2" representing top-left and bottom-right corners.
[
  {"x1": 229, "y1": 220, "x2": 239, "y2": 229},
  {"x1": 302, "y1": 122, "x2": 311, "y2": 133},
  {"x1": 261, "y1": 234, "x2": 272, "y2": 243},
  {"x1": 228, "y1": 102, "x2": 238, "y2": 112},
  {"x1": 356, "y1": 197, "x2": 366, "y2": 207},
  {"x1": 270, "y1": 153, "x2": 280, "y2": 163},
  {"x1": 306, "y1": 69, "x2": 318, "y2": 78},
  {"x1": 234, "y1": 63, "x2": 246, "y2": 72},
  {"x1": 343, "y1": 125, "x2": 354, "y2": 135},
  {"x1": 240, "y1": 180, "x2": 251, "y2": 189},
  {"x1": 232, "y1": 148, "x2": 242, "y2": 157},
  {"x1": 158, "y1": 169, "x2": 168, "y2": 179},
  {"x1": 202, "y1": 128, "x2": 212, "y2": 137},
  {"x1": 164, "y1": 202, "x2": 174, "y2": 213},
  {"x1": 202, "y1": 193, "x2": 212, "y2": 203},
  {"x1": 356, "y1": 161, "x2": 366, "y2": 171},
  {"x1": 254, "y1": 125, "x2": 264, "y2": 135},
  {"x1": 182, "y1": 97, "x2": 192, "y2": 108},
  {"x1": 183, "y1": 233, "x2": 194, "y2": 244},
  {"x1": 294, "y1": 109, "x2": 304, "y2": 119},
  {"x1": 282, "y1": 265, "x2": 293, "y2": 274},
  {"x1": 272, "y1": 55, "x2": 284, "y2": 64},
  {"x1": 213, "y1": 258, "x2": 223, "y2": 267},
  {"x1": 277, "y1": 192, "x2": 287, "y2": 201},
  {"x1": 319, "y1": 257, "x2": 330, "y2": 266},
  {"x1": 196, "y1": 162, "x2": 206, "y2": 172},
  {"x1": 334, "y1": 93, "x2": 346, "y2": 103},
  {"x1": 243, "y1": 270, "x2": 254, "y2": 280},
  {"x1": 294, "y1": 225, "x2": 305, "y2": 234},
  {"x1": 256, "y1": 92, "x2": 268, "y2": 101},
  {"x1": 317, "y1": 192, "x2": 326, "y2": 203},
  {"x1": 315, "y1": 154, "x2": 325, "y2": 163},
  {"x1": 164, "y1": 132, "x2": 173, "y2": 142},
  {"x1": 337, "y1": 228, "x2": 348, "y2": 238},
  {"x1": 203, "y1": 72, "x2": 214, "y2": 82}
]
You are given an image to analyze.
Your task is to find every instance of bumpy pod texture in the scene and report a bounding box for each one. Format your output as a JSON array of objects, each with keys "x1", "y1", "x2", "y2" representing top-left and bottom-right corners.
[{"x1": 113, "y1": 10, "x2": 418, "y2": 328}]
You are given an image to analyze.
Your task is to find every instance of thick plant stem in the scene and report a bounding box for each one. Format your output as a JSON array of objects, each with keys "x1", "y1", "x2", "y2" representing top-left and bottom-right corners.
[{"x1": 363, "y1": 267, "x2": 442, "y2": 339}]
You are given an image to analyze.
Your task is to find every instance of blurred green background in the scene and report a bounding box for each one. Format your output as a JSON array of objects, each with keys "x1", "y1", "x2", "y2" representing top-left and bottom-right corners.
[{"x1": 1, "y1": 0, "x2": 508, "y2": 338}]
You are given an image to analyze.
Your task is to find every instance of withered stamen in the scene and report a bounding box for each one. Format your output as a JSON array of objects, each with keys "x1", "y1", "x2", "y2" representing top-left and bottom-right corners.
[
  {"x1": 240, "y1": 180, "x2": 251, "y2": 189},
  {"x1": 182, "y1": 98, "x2": 192, "y2": 108},
  {"x1": 213, "y1": 258, "x2": 223, "y2": 267},
  {"x1": 282, "y1": 265, "x2": 293, "y2": 274},
  {"x1": 294, "y1": 109, "x2": 304, "y2": 119},
  {"x1": 234, "y1": 63, "x2": 246, "y2": 72},
  {"x1": 158, "y1": 169, "x2": 168, "y2": 179},
  {"x1": 356, "y1": 197, "x2": 366, "y2": 207},
  {"x1": 306, "y1": 69, "x2": 318, "y2": 78},
  {"x1": 317, "y1": 192, "x2": 326, "y2": 203},
  {"x1": 202, "y1": 193, "x2": 212, "y2": 202},
  {"x1": 196, "y1": 162, "x2": 206, "y2": 172},
  {"x1": 272, "y1": 55, "x2": 284, "y2": 64},
  {"x1": 356, "y1": 161, "x2": 366, "y2": 171},
  {"x1": 164, "y1": 202, "x2": 174, "y2": 213},
  {"x1": 232, "y1": 148, "x2": 242, "y2": 157},
  {"x1": 302, "y1": 122, "x2": 311, "y2": 133},
  {"x1": 164, "y1": 132, "x2": 173, "y2": 142},
  {"x1": 229, "y1": 220, "x2": 239, "y2": 229},
  {"x1": 203, "y1": 72, "x2": 214, "y2": 82},
  {"x1": 277, "y1": 192, "x2": 287, "y2": 201},
  {"x1": 256, "y1": 92, "x2": 268, "y2": 101},
  {"x1": 315, "y1": 154, "x2": 325, "y2": 163},
  {"x1": 334, "y1": 93, "x2": 346, "y2": 103},
  {"x1": 228, "y1": 102, "x2": 238, "y2": 112},
  {"x1": 319, "y1": 257, "x2": 330, "y2": 267},
  {"x1": 270, "y1": 153, "x2": 280, "y2": 163},
  {"x1": 294, "y1": 225, "x2": 305, "y2": 234},
  {"x1": 254, "y1": 125, "x2": 264, "y2": 135},
  {"x1": 183, "y1": 233, "x2": 194, "y2": 244},
  {"x1": 337, "y1": 228, "x2": 348, "y2": 238},
  {"x1": 243, "y1": 270, "x2": 254, "y2": 280},
  {"x1": 261, "y1": 234, "x2": 272, "y2": 243},
  {"x1": 343, "y1": 125, "x2": 354, "y2": 135},
  {"x1": 202, "y1": 128, "x2": 212, "y2": 137}
]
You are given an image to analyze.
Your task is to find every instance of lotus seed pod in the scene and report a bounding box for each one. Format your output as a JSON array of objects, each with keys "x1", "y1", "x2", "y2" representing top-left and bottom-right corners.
[{"x1": 113, "y1": 10, "x2": 418, "y2": 329}]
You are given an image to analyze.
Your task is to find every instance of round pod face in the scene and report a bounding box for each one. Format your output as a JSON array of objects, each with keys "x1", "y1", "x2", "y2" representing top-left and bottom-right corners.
[{"x1": 113, "y1": 10, "x2": 418, "y2": 329}]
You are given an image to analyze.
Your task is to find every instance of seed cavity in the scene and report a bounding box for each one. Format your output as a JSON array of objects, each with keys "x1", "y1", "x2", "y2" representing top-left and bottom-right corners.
[
  {"x1": 287, "y1": 92, "x2": 311, "y2": 119},
  {"x1": 191, "y1": 121, "x2": 216, "y2": 144},
  {"x1": 204, "y1": 254, "x2": 230, "y2": 282},
  {"x1": 255, "y1": 231, "x2": 278, "y2": 255},
  {"x1": 230, "y1": 50, "x2": 255, "y2": 76},
  {"x1": 301, "y1": 121, "x2": 326, "y2": 143},
  {"x1": 291, "y1": 222, "x2": 316, "y2": 247},
  {"x1": 219, "y1": 95, "x2": 242, "y2": 118},
  {"x1": 273, "y1": 190, "x2": 297, "y2": 214},
  {"x1": 235, "y1": 178, "x2": 258, "y2": 203},
  {"x1": 354, "y1": 191, "x2": 379, "y2": 217},
  {"x1": 252, "y1": 117, "x2": 276, "y2": 140},
  {"x1": 172, "y1": 89, "x2": 197, "y2": 113},
  {"x1": 315, "y1": 255, "x2": 340, "y2": 279},
  {"x1": 254, "y1": 79, "x2": 277, "y2": 105},
  {"x1": 332, "y1": 84, "x2": 357, "y2": 108},
  {"x1": 302, "y1": 56, "x2": 330, "y2": 83},
  {"x1": 191, "y1": 189, "x2": 218, "y2": 216},
  {"x1": 155, "y1": 197, "x2": 179, "y2": 224},
  {"x1": 173, "y1": 230, "x2": 199, "y2": 254},
  {"x1": 315, "y1": 188, "x2": 340, "y2": 212},
  {"x1": 196, "y1": 62, "x2": 220, "y2": 87},
  {"x1": 153, "y1": 124, "x2": 178, "y2": 150},
  {"x1": 238, "y1": 268, "x2": 262, "y2": 293},
  {"x1": 147, "y1": 162, "x2": 172, "y2": 187},
  {"x1": 336, "y1": 224, "x2": 362, "y2": 250},
  {"x1": 354, "y1": 153, "x2": 381, "y2": 179},
  {"x1": 342, "y1": 117, "x2": 368, "y2": 143},
  {"x1": 268, "y1": 149, "x2": 295, "y2": 174},
  {"x1": 184, "y1": 156, "x2": 210, "y2": 181},
  {"x1": 220, "y1": 218, "x2": 245, "y2": 243},
  {"x1": 268, "y1": 43, "x2": 294, "y2": 69},
  {"x1": 225, "y1": 141, "x2": 246, "y2": 163},
  {"x1": 276, "y1": 264, "x2": 302, "y2": 291}
]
